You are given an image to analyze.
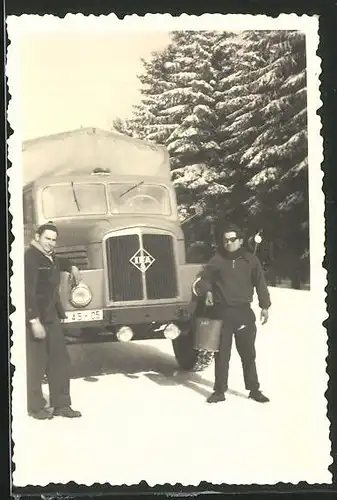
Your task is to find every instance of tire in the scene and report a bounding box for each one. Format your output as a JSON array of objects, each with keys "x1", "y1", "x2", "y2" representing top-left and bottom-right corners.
[
  {"x1": 191, "y1": 349, "x2": 215, "y2": 372},
  {"x1": 172, "y1": 322, "x2": 214, "y2": 372}
]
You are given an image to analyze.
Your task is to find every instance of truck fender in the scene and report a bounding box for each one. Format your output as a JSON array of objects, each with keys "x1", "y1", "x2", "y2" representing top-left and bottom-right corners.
[
  {"x1": 178, "y1": 263, "x2": 203, "y2": 302},
  {"x1": 59, "y1": 269, "x2": 104, "y2": 311}
]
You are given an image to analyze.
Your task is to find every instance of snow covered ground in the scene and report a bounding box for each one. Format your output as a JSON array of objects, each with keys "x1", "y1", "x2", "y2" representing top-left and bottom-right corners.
[{"x1": 12, "y1": 287, "x2": 331, "y2": 486}]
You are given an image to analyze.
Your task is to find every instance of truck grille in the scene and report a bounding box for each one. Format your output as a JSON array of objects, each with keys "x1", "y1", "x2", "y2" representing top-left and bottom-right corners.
[
  {"x1": 143, "y1": 234, "x2": 178, "y2": 299},
  {"x1": 105, "y1": 235, "x2": 143, "y2": 301},
  {"x1": 105, "y1": 233, "x2": 178, "y2": 302}
]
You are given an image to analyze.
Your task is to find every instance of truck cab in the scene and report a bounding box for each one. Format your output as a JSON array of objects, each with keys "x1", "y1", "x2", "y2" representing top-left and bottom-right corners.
[{"x1": 22, "y1": 127, "x2": 213, "y2": 371}]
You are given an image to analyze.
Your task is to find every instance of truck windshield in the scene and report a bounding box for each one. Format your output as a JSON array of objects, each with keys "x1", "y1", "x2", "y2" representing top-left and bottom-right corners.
[
  {"x1": 42, "y1": 183, "x2": 107, "y2": 218},
  {"x1": 108, "y1": 183, "x2": 171, "y2": 216}
]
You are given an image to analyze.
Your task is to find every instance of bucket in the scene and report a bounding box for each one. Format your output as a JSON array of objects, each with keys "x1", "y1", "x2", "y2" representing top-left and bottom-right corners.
[{"x1": 194, "y1": 317, "x2": 222, "y2": 352}]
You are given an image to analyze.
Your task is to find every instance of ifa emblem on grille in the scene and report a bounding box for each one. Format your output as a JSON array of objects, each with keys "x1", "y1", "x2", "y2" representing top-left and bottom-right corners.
[{"x1": 129, "y1": 248, "x2": 155, "y2": 273}]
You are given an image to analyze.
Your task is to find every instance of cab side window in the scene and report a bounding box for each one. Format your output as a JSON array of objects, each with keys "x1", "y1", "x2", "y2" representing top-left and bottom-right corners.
[{"x1": 23, "y1": 190, "x2": 35, "y2": 225}]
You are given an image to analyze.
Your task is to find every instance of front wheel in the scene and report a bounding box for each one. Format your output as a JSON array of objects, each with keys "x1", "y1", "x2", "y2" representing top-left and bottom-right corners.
[{"x1": 172, "y1": 322, "x2": 214, "y2": 372}]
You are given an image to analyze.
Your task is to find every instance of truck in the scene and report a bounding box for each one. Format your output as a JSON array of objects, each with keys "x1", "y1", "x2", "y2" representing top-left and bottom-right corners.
[{"x1": 22, "y1": 127, "x2": 214, "y2": 371}]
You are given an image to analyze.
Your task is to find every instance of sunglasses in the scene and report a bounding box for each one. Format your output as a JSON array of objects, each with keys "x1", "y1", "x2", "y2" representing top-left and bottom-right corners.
[{"x1": 224, "y1": 237, "x2": 238, "y2": 243}]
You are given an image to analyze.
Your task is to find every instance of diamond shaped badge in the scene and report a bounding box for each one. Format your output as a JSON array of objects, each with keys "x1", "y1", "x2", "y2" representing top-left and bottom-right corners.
[{"x1": 129, "y1": 248, "x2": 155, "y2": 273}]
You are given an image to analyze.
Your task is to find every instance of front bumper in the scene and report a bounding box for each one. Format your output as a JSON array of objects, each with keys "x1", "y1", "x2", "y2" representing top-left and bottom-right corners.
[{"x1": 63, "y1": 301, "x2": 195, "y2": 330}]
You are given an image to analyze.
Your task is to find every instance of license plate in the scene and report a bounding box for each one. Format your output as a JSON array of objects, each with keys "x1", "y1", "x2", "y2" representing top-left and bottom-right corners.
[{"x1": 62, "y1": 309, "x2": 103, "y2": 323}]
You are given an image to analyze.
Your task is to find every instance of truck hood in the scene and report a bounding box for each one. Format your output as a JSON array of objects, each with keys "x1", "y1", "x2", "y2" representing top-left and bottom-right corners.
[{"x1": 54, "y1": 217, "x2": 184, "y2": 247}]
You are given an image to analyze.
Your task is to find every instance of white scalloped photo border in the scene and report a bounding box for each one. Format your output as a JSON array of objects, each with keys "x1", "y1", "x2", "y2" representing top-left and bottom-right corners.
[{"x1": 6, "y1": 13, "x2": 329, "y2": 487}]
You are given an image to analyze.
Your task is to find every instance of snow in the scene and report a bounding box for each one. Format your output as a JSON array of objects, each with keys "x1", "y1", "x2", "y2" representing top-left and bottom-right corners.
[
  {"x1": 245, "y1": 198, "x2": 261, "y2": 215},
  {"x1": 172, "y1": 164, "x2": 228, "y2": 191},
  {"x1": 251, "y1": 129, "x2": 274, "y2": 148},
  {"x1": 204, "y1": 183, "x2": 230, "y2": 195},
  {"x1": 204, "y1": 140, "x2": 221, "y2": 151},
  {"x1": 269, "y1": 131, "x2": 307, "y2": 162},
  {"x1": 166, "y1": 139, "x2": 199, "y2": 154},
  {"x1": 280, "y1": 157, "x2": 308, "y2": 181},
  {"x1": 218, "y1": 69, "x2": 245, "y2": 86},
  {"x1": 163, "y1": 61, "x2": 177, "y2": 70},
  {"x1": 288, "y1": 108, "x2": 307, "y2": 128},
  {"x1": 172, "y1": 144, "x2": 200, "y2": 155},
  {"x1": 12, "y1": 287, "x2": 330, "y2": 486},
  {"x1": 170, "y1": 71, "x2": 200, "y2": 83},
  {"x1": 277, "y1": 191, "x2": 304, "y2": 211},
  {"x1": 260, "y1": 94, "x2": 292, "y2": 118},
  {"x1": 247, "y1": 167, "x2": 279, "y2": 187},
  {"x1": 161, "y1": 104, "x2": 189, "y2": 116},
  {"x1": 193, "y1": 104, "x2": 213, "y2": 117},
  {"x1": 282, "y1": 70, "x2": 306, "y2": 92},
  {"x1": 191, "y1": 80, "x2": 214, "y2": 93},
  {"x1": 225, "y1": 110, "x2": 256, "y2": 134},
  {"x1": 219, "y1": 94, "x2": 262, "y2": 114},
  {"x1": 170, "y1": 56, "x2": 195, "y2": 67},
  {"x1": 180, "y1": 114, "x2": 203, "y2": 126},
  {"x1": 175, "y1": 126, "x2": 200, "y2": 139},
  {"x1": 162, "y1": 88, "x2": 214, "y2": 106}
]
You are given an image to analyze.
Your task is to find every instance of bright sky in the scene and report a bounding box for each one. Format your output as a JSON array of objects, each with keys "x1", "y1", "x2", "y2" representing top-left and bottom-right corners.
[{"x1": 19, "y1": 31, "x2": 171, "y2": 140}]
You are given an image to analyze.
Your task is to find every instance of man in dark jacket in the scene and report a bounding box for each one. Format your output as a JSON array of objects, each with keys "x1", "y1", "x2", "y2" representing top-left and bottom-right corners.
[
  {"x1": 193, "y1": 223, "x2": 271, "y2": 404},
  {"x1": 25, "y1": 221, "x2": 82, "y2": 419}
]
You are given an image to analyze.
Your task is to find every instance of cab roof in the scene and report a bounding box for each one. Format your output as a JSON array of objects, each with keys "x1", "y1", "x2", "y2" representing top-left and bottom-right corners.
[{"x1": 22, "y1": 127, "x2": 170, "y2": 185}]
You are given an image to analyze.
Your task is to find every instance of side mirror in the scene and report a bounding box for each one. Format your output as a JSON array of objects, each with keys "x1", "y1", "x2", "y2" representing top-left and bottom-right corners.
[{"x1": 181, "y1": 205, "x2": 203, "y2": 226}]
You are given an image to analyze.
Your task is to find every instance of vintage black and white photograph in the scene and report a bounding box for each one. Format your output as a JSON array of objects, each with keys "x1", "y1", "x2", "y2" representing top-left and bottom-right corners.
[{"x1": 7, "y1": 13, "x2": 330, "y2": 486}]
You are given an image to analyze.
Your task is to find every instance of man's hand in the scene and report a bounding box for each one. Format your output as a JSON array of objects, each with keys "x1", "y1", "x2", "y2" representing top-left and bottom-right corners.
[
  {"x1": 70, "y1": 266, "x2": 82, "y2": 286},
  {"x1": 205, "y1": 291, "x2": 214, "y2": 306},
  {"x1": 260, "y1": 309, "x2": 269, "y2": 325},
  {"x1": 30, "y1": 319, "x2": 46, "y2": 340}
]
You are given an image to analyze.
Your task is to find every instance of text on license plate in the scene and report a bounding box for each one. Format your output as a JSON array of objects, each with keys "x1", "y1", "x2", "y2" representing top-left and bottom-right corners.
[{"x1": 63, "y1": 309, "x2": 103, "y2": 323}]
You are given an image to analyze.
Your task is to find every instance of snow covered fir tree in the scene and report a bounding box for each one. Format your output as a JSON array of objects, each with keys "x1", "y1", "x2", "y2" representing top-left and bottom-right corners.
[{"x1": 113, "y1": 30, "x2": 309, "y2": 289}]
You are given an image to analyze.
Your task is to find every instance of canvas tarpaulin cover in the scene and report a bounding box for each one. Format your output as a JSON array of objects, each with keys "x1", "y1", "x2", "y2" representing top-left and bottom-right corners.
[{"x1": 22, "y1": 127, "x2": 170, "y2": 185}]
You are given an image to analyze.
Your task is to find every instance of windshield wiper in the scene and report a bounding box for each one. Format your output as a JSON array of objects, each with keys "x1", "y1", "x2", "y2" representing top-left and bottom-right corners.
[
  {"x1": 71, "y1": 181, "x2": 80, "y2": 211},
  {"x1": 119, "y1": 180, "x2": 144, "y2": 198}
]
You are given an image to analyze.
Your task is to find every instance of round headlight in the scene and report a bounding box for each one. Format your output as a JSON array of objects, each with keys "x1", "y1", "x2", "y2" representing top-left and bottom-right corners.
[
  {"x1": 163, "y1": 323, "x2": 181, "y2": 340},
  {"x1": 70, "y1": 283, "x2": 92, "y2": 308}
]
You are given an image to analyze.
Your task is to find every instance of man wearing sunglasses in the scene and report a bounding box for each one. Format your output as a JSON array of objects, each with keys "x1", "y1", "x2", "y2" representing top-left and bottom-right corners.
[{"x1": 193, "y1": 223, "x2": 271, "y2": 404}]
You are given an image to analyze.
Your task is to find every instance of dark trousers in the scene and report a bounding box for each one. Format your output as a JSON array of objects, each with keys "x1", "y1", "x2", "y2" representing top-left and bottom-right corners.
[
  {"x1": 26, "y1": 318, "x2": 72, "y2": 413},
  {"x1": 214, "y1": 305, "x2": 259, "y2": 394}
]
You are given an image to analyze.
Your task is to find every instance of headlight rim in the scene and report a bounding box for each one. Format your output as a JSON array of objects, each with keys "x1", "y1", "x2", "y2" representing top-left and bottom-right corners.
[{"x1": 69, "y1": 282, "x2": 93, "y2": 308}]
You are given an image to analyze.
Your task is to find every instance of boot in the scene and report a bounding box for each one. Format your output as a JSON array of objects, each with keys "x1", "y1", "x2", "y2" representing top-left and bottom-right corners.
[
  {"x1": 29, "y1": 409, "x2": 53, "y2": 420},
  {"x1": 53, "y1": 406, "x2": 82, "y2": 418},
  {"x1": 207, "y1": 392, "x2": 226, "y2": 403},
  {"x1": 249, "y1": 390, "x2": 270, "y2": 403}
]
